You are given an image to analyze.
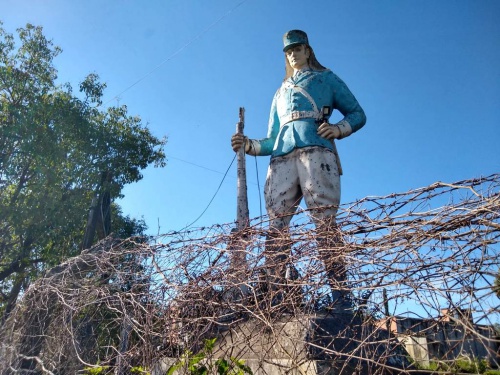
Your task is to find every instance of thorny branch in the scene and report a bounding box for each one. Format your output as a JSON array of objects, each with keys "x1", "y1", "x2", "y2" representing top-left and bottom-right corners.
[{"x1": 1, "y1": 174, "x2": 499, "y2": 374}]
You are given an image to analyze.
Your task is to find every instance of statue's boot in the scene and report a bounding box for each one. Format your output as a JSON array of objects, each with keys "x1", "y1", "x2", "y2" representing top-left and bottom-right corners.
[
  {"x1": 264, "y1": 231, "x2": 288, "y2": 307},
  {"x1": 263, "y1": 231, "x2": 305, "y2": 313}
]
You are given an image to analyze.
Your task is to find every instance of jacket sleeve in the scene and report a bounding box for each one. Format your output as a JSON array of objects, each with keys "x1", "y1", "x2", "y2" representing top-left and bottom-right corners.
[
  {"x1": 248, "y1": 90, "x2": 280, "y2": 156},
  {"x1": 330, "y1": 72, "x2": 366, "y2": 139}
]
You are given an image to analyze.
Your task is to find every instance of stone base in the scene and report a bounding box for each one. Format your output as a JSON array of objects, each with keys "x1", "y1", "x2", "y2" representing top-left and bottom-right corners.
[
  {"x1": 152, "y1": 357, "x2": 358, "y2": 375},
  {"x1": 152, "y1": 312, "x2": 411, "y2": 375}
]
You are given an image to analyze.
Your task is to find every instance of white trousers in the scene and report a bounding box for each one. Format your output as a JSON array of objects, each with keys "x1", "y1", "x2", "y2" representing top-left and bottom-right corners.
[{"x1": 264, "y1": 146, "x2": 341, "y2": 230}]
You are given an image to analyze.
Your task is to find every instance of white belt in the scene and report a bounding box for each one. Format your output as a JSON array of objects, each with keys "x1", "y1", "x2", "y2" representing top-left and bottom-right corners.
[{"x1": 280, "y1": 111, "x2": 320, "y2": 126}]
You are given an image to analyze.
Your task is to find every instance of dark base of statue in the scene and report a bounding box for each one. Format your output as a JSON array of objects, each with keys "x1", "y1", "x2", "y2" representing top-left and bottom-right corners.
[{"x1": 215, "y1": 311, "x2": 412, "y2": 374}]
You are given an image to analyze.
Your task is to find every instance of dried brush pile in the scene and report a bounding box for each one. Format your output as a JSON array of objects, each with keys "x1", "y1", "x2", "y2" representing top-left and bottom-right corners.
[{"x1": 1, "y1": 175, "x2": 499, "y2": 374}]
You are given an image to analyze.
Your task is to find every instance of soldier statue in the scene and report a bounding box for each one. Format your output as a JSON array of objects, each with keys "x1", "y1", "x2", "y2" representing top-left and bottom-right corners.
[{"x1": 231, "y1": 30, "x2": 366, "y2": 310}]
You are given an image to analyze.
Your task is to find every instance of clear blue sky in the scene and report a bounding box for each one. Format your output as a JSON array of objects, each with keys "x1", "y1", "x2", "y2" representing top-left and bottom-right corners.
[{"x1": 3, "y1": 0, "x2": 500, "y2": 235}]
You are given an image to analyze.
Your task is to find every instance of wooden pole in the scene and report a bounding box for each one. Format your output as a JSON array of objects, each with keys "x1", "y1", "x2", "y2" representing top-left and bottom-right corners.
[
  {"x1": 236, "y1": 107, "x2": 249, "y2": 231},
  {"x1": 227, "y1": 107, "x2": 249, "y2": 298}
]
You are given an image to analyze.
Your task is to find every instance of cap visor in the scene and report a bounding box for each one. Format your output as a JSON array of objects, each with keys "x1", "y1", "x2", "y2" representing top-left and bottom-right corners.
[{"x1": 283, "y1": 42, "x2": 303, "y2": 52}]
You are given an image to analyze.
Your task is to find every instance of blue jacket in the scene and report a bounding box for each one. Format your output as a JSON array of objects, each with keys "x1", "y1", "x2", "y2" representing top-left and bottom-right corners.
[{"x1": 250, "y1": 69, "x2": 366, "y2": 157}]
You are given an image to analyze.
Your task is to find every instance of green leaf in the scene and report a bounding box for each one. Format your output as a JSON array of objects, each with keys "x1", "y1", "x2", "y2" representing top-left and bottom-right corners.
[
  {"x1": 231, "y1": 358, "x2": 253, "y2": 375},
  {"x1": 204, "y1": 337, "x2": 217, "y2": 353},
  {"x1": 215, "y1": 359, "x2": 230, "y2": 375}
]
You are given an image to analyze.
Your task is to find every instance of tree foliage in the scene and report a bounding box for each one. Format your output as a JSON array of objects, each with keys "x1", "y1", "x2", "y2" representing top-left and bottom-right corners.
[{"x1": 0, "y1": 22, "x2": 166, "y2": 324}]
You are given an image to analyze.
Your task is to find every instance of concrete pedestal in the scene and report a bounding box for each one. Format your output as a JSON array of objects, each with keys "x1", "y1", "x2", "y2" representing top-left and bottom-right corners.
[{"x1": 152, "y1": 312, "x2": 410, "y2": 375}]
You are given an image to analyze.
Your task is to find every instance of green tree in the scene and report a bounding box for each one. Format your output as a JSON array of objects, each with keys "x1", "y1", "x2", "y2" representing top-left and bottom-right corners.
[{"x1": 0, "y1": 22, "x2": 166, "y2": 324}]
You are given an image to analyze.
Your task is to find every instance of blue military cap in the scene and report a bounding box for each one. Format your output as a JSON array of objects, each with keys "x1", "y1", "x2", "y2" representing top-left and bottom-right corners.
[{"x1": 282, "y1": 30, "x2": 309, "y2": 52}]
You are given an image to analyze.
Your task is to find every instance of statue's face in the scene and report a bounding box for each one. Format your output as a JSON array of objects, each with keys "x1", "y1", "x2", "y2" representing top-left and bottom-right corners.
[{"x1": 285, "y1": 44, "x2": 310, "y2": 71}]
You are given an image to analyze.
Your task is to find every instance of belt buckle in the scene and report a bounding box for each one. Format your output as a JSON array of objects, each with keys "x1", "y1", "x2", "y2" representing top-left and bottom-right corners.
[{"x1": 291, "y1": 112, "x2": 300, "y2": 120}]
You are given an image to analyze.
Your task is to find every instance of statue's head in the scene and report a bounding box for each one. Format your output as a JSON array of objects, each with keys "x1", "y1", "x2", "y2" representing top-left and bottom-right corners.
[
  {"x1": 282, "y1": 30, "x2": 326, "y2": 79},
  {"x1": 282, "y1": 30, "x2": 309, "y2": 52}
]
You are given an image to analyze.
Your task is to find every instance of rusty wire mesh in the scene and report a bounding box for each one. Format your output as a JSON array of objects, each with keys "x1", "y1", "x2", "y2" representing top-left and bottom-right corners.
[{"x1": 1, "y1": 174, "x2": 499, "y2": 374}]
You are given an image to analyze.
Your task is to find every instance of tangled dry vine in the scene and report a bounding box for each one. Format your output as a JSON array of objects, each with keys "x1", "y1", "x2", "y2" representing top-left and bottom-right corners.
[{"x1": 1, "y1": 174, "x2": 499, "y2": 374}]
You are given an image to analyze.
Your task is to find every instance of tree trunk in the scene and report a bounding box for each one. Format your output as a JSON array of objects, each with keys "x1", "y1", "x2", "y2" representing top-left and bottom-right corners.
[
  {"x1": 82, "y1": 170, "x2": 112, "y2": 250},
  {"x1": 96, "y1": 179, "x2": 111, "y2": 240},
  {"x1": 0, "y1": 272, "x2": 25, "y2": 327}
]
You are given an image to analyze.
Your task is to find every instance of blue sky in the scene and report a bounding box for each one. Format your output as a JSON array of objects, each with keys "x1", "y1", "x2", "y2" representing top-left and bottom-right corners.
[{"x1": 3, "y1": 0, "x2": 499, "y2": 235}]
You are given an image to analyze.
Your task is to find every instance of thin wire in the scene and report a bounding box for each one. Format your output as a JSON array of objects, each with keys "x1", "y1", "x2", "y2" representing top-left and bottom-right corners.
[
  {"x1": 253, "y1": 155, "x2": 263, "y2": 218},
  {"x1": 166, "y1": 154, "x2": 261, "y2": 186},
  {"x1": 103, "y1": 0, "x2": 249, "y2": 106},
  {"x1": 178, "y1": 153, "x2": 237, "y2": 232},
  {"x1": 166, "y1": 154, "x2": 230, "y2": 176}
]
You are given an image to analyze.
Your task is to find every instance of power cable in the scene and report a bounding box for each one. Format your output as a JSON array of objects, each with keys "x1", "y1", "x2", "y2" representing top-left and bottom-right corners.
[
  {"x1": 166, "y1": 154, "x2": 230, "y2": 176},
  {"x1": 178, "y1": 153, "x2": 237, "y2": 232},
  {"x1": 103, "y1": 0, "x2": 250, "y2": 107},
  {"x1": 166, "y1": 153, "x2": 262, "y2": 187},
  {"x1": 253, "y1": 155, "x2": 263, "y2": 218},
  {"x1": 169, "y1": 153, "x2": 264, "y2": 231}
]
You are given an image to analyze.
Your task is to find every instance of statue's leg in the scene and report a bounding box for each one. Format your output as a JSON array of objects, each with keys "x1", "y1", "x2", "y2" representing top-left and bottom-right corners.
[
  {"x1": 316, "y1": 218, "x2": 352, "y2": 312},
  {"x1": 298, "y1": 147, "x2": 351, "y2": 311},
  {"x1": 262, "y1": 226, "x2": 307, "y2": 311},
  {"x1": 263, "y1": 229, "x2": 289, "y2": 294},
  {"x1": 263, "y1": 152, "x2": 302, "y2": 307}
]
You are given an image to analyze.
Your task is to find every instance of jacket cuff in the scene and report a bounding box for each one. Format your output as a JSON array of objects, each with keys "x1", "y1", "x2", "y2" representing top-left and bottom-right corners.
[
  {"x1": 247, "y1": 139, "x2": 260, "y2": 156},
  {"x1": 336, "y1": 120, "x2": 352, "y2": 139}
]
